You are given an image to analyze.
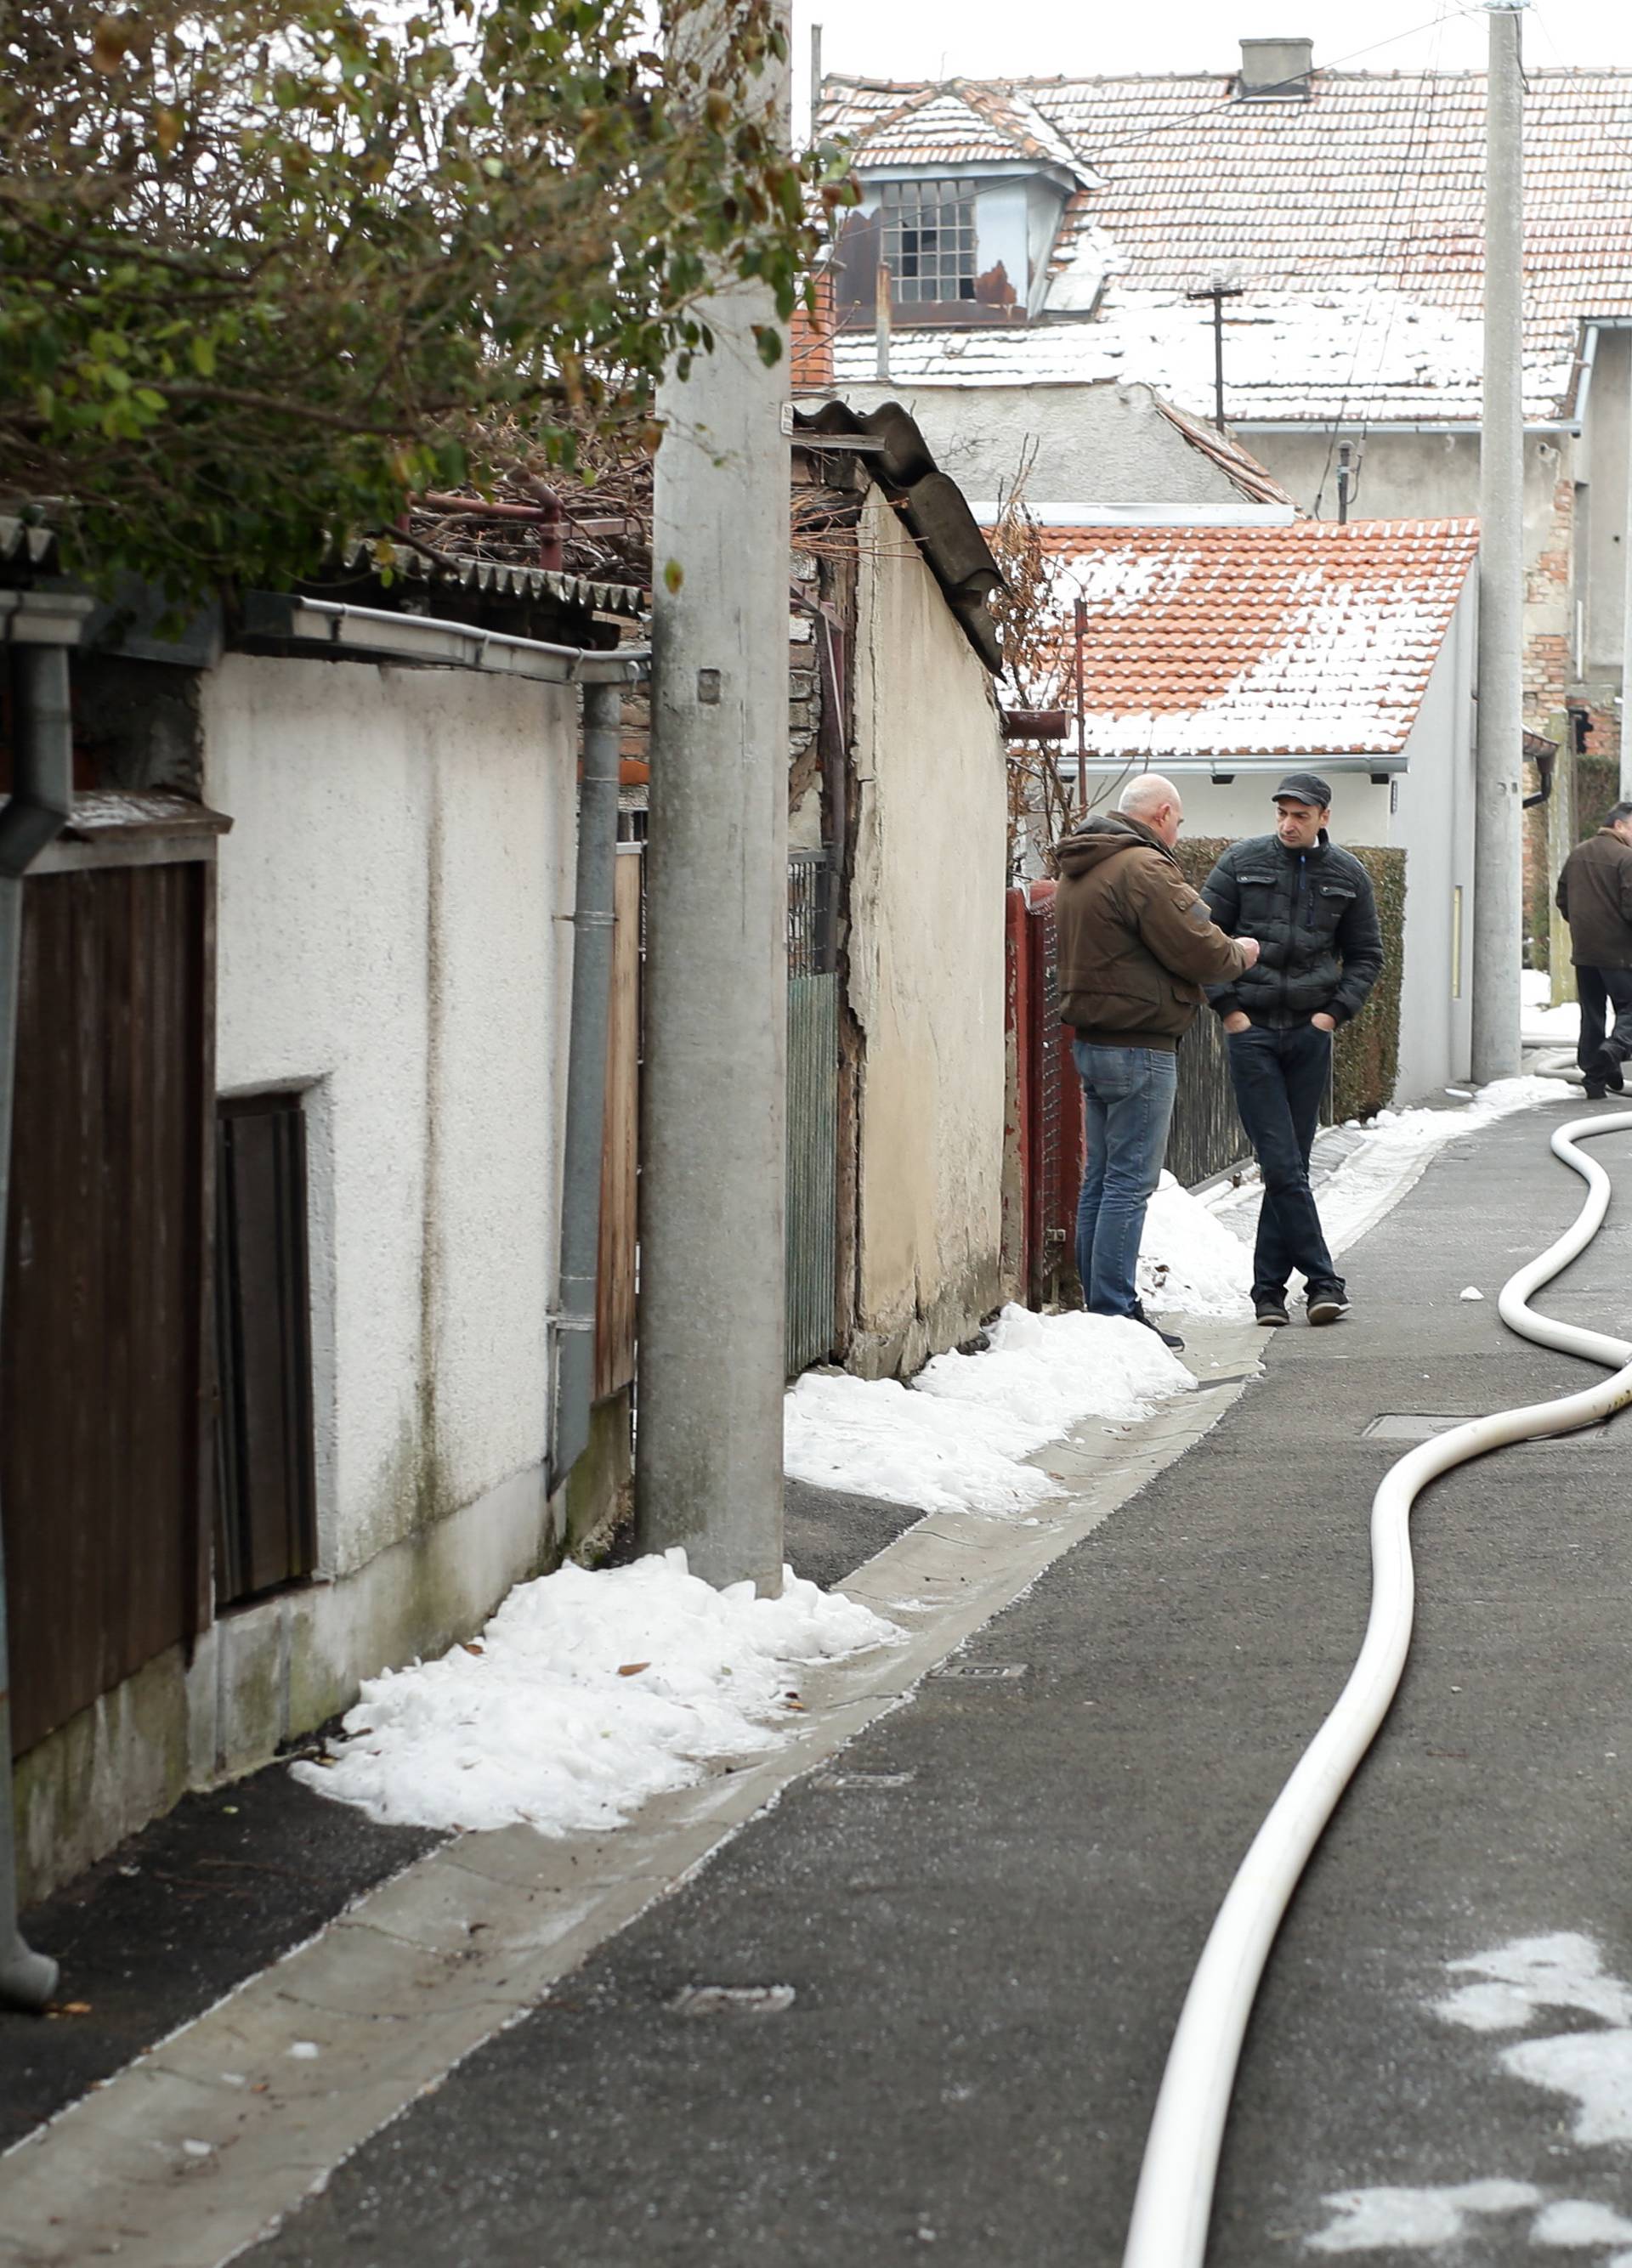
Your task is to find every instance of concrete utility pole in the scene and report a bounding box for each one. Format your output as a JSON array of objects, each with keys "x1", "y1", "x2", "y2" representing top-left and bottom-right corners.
[
  {"x1": 1471, "y1": 0, "x2": 1527, "y2": 1084},
  {"x1": 636, "y1": 0, "x2": 791, "y2": 1594},
  {"x1": 1622, "y1": 349, "x2": 1632, "y2": 801}
]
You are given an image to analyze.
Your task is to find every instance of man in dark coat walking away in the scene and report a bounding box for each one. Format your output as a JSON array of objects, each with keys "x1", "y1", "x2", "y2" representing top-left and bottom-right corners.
[
  {"x1": 1054, "y1": 773, "x2": 1258, "y2": 1352},
  {"x1": 1201, "y1": 773, "x2": 1384, "y2": 1329},
  {"x1": 1555, "y1": 800, "x2": 1632, "y2": 1098}
]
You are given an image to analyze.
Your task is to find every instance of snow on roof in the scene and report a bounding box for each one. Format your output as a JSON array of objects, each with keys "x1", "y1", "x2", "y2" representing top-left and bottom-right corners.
[
  {"x1": 1023, "y1": 518, "x2": 1478, "y2": 756},
  {"x1": 854, "y1": 80, "x2": 1092, "y2": 180},
  {"x1": 822, "y1": 69, "x2": 1632, "y2": 423}
]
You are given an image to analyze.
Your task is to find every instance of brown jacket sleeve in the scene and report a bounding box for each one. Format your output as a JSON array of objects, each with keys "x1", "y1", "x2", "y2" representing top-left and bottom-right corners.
[{"x1": 1121, "y1": 854, "x2": 1252, "y2": 986}]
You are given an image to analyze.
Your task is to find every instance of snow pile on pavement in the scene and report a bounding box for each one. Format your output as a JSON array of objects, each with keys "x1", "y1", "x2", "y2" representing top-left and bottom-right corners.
[
  {"x1": 292, "y1": 1548, "x2": 901, "y2": 1836},
  {"x1": 785, "y1": 1302, "x2": 1194, "y2": 1516},
  {"x1": 1138, "y1": 1171, "x2": 1253, "y2": 1318}
]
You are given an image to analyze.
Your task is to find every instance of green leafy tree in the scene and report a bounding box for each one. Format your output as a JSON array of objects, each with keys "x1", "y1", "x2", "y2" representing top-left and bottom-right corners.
[{"x1": 0, "y1": 1, "x2": 853, "y2": 599}]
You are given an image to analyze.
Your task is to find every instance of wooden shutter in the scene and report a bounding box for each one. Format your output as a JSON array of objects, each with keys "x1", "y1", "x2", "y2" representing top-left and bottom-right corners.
[{"x1": 213, "y1": 1092, "x2": 317, "y2": 1606}]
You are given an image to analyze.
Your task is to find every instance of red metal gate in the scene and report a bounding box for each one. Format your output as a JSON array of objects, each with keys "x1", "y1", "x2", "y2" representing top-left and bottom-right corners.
[{"x1": 1004, "y1": 880, "x2": 1083, "y2": 1309}]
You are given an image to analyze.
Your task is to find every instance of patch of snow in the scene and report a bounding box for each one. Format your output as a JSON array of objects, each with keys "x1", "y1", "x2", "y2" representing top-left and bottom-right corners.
[
  {"x1": 1501, "y1": 2032, "x2": 1632, "y2": 2148},
  {"x1": 1307, "y1": 2179, "x2": 1540, "y2": 2252},
  {"x1": 1532, "y1": 2199, "x2": 1632, "y2": 2247},
  {"x1": 1436, "y1": 1932, "x2": 1632, "y2": 2033},
  {"x1": 785, "y1": 1303, "x2": 1194, "y2": 1514},
  {"x1": 292, "y1": 1549, "x2": 903, "y2": 1836},
  {"x1": 1459, "y1": 1286, "x2": 1484, "y2": 1302},
  {"x1": 1138, "y1": 1172, "x2": 1252, "y2": 1319}
]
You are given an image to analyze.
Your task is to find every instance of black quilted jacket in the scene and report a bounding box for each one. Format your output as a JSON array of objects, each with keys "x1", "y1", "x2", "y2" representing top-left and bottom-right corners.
[{"x1": 1199, "y1": 832, "x2": 1383, "y2": 1028}]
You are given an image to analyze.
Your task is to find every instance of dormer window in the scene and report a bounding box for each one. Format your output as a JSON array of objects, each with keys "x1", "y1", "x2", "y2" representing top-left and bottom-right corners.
[{"x1": 880, "y1": 179, "x2": 978, "y2": 305}]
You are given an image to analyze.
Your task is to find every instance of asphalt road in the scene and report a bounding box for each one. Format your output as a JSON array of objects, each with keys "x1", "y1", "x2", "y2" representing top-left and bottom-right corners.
[{"x1": 235, "y1": 1098, "x2": 1632, "y2": 2268}]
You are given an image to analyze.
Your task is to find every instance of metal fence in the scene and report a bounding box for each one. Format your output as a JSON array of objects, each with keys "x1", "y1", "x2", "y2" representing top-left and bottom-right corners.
[
  {"x1": 786, "y1": 852, "x2": 839, "y2": 1376},
  {"x1": 1168, "y1": 1007, "x2": 1250, "y2": 1191}
]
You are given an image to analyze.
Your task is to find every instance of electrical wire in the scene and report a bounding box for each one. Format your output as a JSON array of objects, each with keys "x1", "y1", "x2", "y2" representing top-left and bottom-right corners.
[{"x1": 1121, "y1": 1103, "x2": 1632, "y2": 2268}]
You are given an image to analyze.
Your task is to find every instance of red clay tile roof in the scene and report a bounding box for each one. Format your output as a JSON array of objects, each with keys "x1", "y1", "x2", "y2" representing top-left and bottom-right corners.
[
  {"x1": 853, "y1": 81, "x2": 1090, "y2": 178},
  {"x1": 1026, "y1": 518, "x2": 1478, "y2": 755},
  {"x1": 821, "y1": 69, "x2": 1632, "y2": 422},
  {"x1": 1150, "y1": 398, "x2": 1300, "y2": 508}
]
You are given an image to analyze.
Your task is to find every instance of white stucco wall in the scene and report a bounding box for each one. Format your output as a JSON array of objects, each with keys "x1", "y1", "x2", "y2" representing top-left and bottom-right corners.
[
  {"x1": 833, "y1": 378, "x2": 1255, "y2": 508},
  {"x1": 204, "y1": 656, "x2": 576, "y2": 1581},
  {"x1": 848, "y1": 488, "x2": 1007, "y2": 1374}
]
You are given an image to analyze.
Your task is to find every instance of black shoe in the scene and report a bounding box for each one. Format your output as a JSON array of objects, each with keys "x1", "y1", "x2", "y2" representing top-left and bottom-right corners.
[
  {"x1": 1609, "y1": 1064, "x2": 1626, "y2": 1094},
  {"x1": 1306, "y1": 1286, "x2": 1351, "y2": 1326},
  {"x1": 1585, "y1": 1085, "x2": 1610, "y2": 1101},
  {"x1": 1130, "y1": 1301, "x2": 1185, "y2": 1353},
  {"x1": 1254, "y1": 1298, "x2": 1290, "y2": 1327}
]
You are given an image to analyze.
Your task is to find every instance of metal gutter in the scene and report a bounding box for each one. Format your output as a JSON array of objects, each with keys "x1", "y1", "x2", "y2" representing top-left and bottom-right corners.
[
  {"x1": 1238, "y1": 419, "x2": 1578, "y2": 437},
  {"x1": 1074, "y1": 752, "x2": 1407, "y2": 778},
  {"x1": 548, "y1": 680, "x2": 622, "y2": 1495},
  {"x1": 964, "y1": 501, "x2": 1297, "y2": 528},
  {"x1": 0, "y1": 592, "x2": 93, "y2": 2011},
  {"x1": 238, "y1": 594, "x2": 649, "y2": 685}
]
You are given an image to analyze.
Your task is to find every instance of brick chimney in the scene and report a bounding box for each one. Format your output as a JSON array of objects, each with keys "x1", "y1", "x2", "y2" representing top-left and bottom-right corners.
[
  {"x1": 1238, "y1": 36, "x2": 1313, "y2": 99},
  {"x1": 790, "y1": 268, "x2": 836, "y2": 393}
]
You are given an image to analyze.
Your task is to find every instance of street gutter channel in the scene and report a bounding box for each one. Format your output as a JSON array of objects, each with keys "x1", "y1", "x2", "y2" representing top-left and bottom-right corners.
[{"x1": 0, "y1": 1317, "x2": 1263, "y2": 2268}]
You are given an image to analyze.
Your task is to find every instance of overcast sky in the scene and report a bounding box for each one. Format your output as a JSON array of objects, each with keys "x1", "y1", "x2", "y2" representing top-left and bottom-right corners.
[{"x1": 794, "y1": 0, "x2": 1632, "y2": 128}]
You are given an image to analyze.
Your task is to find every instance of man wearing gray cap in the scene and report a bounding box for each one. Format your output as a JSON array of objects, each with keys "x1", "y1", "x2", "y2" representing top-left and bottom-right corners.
[{"x1": 1200, "y1": 773, "x2": 1383, "y2": 1328}]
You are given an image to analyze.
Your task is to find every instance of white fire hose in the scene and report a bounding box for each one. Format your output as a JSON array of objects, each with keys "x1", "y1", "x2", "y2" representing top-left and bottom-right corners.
[{"x1": 1122, "y1": 1106, "x2": 1632, "y2": 2268}]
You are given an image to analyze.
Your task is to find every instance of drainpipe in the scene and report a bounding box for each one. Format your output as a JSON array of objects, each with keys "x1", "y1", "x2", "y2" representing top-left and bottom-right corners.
[
  {"x1": 549, "y1": 676, "x2": 625, "y2": 1494},
  {"x1": 0, "y1": 630, "x2": 82, "y2": 2012}
]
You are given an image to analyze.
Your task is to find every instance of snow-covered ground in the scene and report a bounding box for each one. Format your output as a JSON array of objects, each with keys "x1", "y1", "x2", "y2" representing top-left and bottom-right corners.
[
  {"x1": 785, "y1": 1303, "x2": 1193, "y2": 1516},
  {"x1": 292, "y1": 1549, "x2": 903, "y2": 1835},
  {"x1": 300, "y1": 1072, "x2": 1572, "y2": 1841},
  {"x1": 1522, "y1": 966, "x2": 1580, "y2": 1046}
]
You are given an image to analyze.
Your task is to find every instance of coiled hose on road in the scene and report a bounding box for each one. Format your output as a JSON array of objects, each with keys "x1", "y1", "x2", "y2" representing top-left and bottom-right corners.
[{"x1": 1122, "y1": 1106, "x2": 1632, "y2": 2268}]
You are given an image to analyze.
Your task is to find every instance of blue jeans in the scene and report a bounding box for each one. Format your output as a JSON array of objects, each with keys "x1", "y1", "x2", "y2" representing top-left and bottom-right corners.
[
  {"x1": 1226, "y1": 1021, "x2": 1340, "y2": 1305},
  {"x1": 1072, "y1": 1042, "x2": 1178, "y2": 1318}
]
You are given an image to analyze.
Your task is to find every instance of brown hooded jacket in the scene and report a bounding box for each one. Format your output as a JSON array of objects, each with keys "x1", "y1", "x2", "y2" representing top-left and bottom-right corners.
[{"x1": 1053, "y1": 813, "x2": 1253, "y2": 1050}]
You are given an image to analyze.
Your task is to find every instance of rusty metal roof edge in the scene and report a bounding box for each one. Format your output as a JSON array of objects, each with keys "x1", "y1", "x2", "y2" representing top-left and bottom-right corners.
[
  {"x1": 327, "y1": 538, "x2": 647, "y2": 619},
  {"x1": 791, "y1": 402, "x2": 1007, "y2": 673}
]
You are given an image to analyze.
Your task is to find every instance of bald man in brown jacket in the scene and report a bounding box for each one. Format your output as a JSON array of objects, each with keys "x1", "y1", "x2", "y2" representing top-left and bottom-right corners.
[{"x1": 1052, "y1": 774, "x2": 1256, "y2": 1349}]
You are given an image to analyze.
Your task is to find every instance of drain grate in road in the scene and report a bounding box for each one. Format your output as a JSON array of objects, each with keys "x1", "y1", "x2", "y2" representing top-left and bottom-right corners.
[
  {"x1": 1363, "y1": 1411, "x2": 1608, "y2": 1442},
  {"x1": 670, "y1": 1984, "x2": 796, "y2": 2018},
  {"x1": 928, "y1": 1662, "x2": 1028, "y2": 1682}
]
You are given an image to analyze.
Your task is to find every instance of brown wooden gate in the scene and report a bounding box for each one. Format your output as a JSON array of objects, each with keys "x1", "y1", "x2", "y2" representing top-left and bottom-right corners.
[{"x1": 3, "y1": 793, "x2": 224, "y2": 1756}]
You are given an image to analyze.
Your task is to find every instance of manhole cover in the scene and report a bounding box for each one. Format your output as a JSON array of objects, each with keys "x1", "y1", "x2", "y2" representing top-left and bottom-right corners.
[
  {"x1": 1363, "y1": 1412, "x2": 1607, "y2": 1442},
  {"x1": 670, "y1": 1984, "x2": 796, "y2": 2018},
  {"x1": 928, "y1": 1662, "x2": 1028, "y2": 1682}
]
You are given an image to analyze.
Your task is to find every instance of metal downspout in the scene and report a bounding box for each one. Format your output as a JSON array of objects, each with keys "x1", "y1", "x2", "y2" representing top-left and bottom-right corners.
[
  {"x1": 0, "y1": 642, "x2": 76, "y2": 2012},
  {"x1": 549, "y1": 676, "x2": 625, "y2": 1494}
]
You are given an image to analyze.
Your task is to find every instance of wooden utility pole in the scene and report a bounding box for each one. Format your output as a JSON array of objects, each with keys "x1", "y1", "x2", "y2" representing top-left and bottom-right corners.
[{"x1": 1187, "y1": 280, "x2": 1244, "y2": 433}]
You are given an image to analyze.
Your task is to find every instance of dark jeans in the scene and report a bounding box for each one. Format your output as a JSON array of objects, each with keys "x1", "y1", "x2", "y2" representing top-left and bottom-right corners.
[
  {"x1": 1576, "y1": 964, "x2": 1632, "y2": 1086},
  {"x1": 1226, "y1": 1021, "x2": 1341, "y2": 1305},
  {"x1": 1072, "y1": 1041, "x2": 1179, "y2": 1319}
]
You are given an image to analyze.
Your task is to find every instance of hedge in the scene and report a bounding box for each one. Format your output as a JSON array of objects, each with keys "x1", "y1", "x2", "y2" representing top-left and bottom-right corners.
[{"x1": 1174, "y1": 835, "x2": 1406, "y2": 1126}]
